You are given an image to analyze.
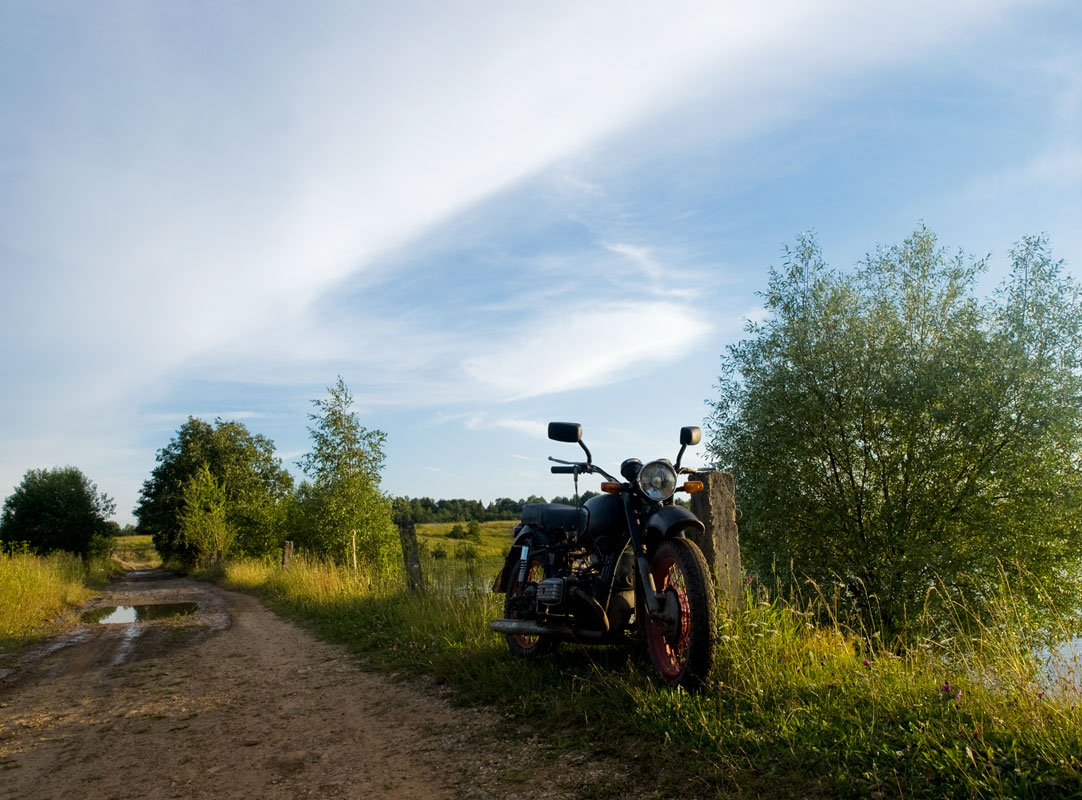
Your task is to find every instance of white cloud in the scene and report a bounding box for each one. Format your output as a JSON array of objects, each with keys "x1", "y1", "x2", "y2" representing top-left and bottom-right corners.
[
  {"x1": 463, "y1": 416, "x2": 548, "y2": 439},
  {"x1": 462, "y1": 301, "x2": 714, "y2": 400},
  {"x1": 2, "y1": 0, "x2": 1026, "y2": 407},
  {"x1": 605, "y1": 242, "x2": 696, "y2": 299}
]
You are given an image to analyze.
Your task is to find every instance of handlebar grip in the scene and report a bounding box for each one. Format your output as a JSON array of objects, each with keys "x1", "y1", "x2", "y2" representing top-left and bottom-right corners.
[{"x1": 551, "y1": 466, "x2": 576, "y2": 474}]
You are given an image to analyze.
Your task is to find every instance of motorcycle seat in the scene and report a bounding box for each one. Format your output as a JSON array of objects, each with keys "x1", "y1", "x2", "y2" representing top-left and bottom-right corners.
[{"x1": 521, "y1": 503, "x2": 586, "y2": 533}]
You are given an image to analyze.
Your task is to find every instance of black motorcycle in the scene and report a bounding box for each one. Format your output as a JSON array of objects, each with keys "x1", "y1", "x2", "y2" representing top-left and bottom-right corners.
[{"x1": 490, "y1": 422, "x2": 717, "y2": 690}]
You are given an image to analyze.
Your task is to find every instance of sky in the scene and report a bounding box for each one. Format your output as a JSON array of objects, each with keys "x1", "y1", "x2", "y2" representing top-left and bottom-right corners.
[{"x1": 1, "y1": 1, "x2": 1080, "y2": 525}]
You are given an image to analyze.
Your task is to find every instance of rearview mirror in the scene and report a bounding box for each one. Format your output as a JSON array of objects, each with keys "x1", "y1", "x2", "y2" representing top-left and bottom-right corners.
[
  {"x1": 548, "y1": 422, "x2": 582, "y2": 443},
  {"x1": 680, "y1": 426, "x2": 701, "y2": 447}
]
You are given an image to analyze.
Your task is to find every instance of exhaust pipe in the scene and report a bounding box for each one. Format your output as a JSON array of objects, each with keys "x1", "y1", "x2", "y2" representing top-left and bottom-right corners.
[{"x1": 489, "y1": 619, "x2": 604, "y2": 639}]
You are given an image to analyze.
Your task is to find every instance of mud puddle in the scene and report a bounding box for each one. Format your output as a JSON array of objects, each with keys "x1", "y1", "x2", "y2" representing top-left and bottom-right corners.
[{"x1": 81, "y1": 603, "x2": 199, "y2": 624}]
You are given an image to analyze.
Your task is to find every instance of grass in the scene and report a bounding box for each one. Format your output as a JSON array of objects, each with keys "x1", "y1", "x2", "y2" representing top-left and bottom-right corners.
[
  {"x1": 0, "y1": 547, "x2": 119, "y2": 653},
  {"x1": 213, "y1": 548, "x2": 1082, "y2": 798},
  {"x1": 112, "y1": 534, "x2": 162, "y2": 567},
  {"x1": 414, "y1": 520, "x2": 516, "y2": 559}
]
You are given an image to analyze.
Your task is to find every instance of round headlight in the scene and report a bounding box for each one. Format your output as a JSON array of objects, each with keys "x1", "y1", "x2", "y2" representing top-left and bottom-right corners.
[{"x1": 636, "y1": 460, "x2": 677, "y2": 502}]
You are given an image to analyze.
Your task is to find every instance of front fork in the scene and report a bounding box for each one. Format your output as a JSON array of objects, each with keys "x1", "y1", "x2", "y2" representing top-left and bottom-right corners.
[{"x1": 622, "y1": 495, "x2": 666, "y2": 618}]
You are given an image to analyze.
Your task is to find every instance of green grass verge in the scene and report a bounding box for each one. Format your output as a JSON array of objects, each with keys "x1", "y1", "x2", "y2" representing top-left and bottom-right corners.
[{"x1": 213, "y1": 554, "x2": 1082, "y2": 798}]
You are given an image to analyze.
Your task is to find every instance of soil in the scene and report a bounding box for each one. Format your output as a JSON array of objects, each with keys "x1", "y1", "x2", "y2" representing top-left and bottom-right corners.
[{"x1": 0, "y1": 570, "x2": 626, "y2": 800}]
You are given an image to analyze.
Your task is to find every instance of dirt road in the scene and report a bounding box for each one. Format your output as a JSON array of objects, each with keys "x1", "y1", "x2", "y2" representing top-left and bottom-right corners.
[{"x1": 0, "y1": 571, "x2": 618, "y2": 800}]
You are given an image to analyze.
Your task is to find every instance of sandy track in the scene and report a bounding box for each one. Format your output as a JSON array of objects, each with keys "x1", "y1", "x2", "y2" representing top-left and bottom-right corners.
[{"x1": 0, "y1": 571, "x2": 618, "y2": 800}]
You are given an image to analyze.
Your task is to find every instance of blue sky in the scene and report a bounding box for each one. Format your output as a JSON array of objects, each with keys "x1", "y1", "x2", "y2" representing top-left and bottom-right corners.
[{"x1": 1, "y1": 1, "x2": 1080, "y2": 524}]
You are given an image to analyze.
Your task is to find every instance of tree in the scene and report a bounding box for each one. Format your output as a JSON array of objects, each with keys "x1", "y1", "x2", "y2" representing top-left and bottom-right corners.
[
  {"x1": 295, "y1": 377, "x2": 396, "y2": 566},
  {"x1": 135, "y1": 417, "x2": 293, "y2": 566},
  {"x1": 708, "y1": 227, "x2": 1082, "y2": 638},
  {"x1": 1, "y1": 466, "x2": 116, "y2": 557},
  {"x1": 178, "y1": 463, "x2": 235, "y2": 565}
]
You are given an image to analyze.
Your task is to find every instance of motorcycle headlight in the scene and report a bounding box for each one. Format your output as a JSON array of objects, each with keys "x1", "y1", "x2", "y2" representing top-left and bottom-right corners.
[{"x1": 636, "y1": 460, "x2": 677, "y2": 502}]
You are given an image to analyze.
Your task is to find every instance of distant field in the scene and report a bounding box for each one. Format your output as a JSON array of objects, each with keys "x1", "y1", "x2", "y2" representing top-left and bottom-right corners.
[
  {"x1": 414, "y1": 520, "x2": 516, "y2": 560},
  {"x1": 112, "y1": 534, "x2": 161, "y2": 567}
]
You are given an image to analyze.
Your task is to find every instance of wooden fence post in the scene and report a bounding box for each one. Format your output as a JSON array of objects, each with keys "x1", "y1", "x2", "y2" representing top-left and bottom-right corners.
[
  {"x1": 397, "y1": 519, "x2": 425, "y2": 593},
  {"x1": 688, "y1": 470, "x2": 742, "y2": 610},
  {"x1": 282, "y1": 540, "x2": 293, "y2": 568}
]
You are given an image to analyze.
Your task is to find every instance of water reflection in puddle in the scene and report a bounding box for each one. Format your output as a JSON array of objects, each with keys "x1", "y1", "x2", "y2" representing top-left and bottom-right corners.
[{"x1": 82, "y1": 603, "x2": 199, "y2": 624}]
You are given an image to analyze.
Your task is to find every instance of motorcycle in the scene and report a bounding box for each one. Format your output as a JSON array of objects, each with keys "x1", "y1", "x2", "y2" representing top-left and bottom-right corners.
[{"x1": 490, "y1": 422, "x2": 717, "y2": 691}]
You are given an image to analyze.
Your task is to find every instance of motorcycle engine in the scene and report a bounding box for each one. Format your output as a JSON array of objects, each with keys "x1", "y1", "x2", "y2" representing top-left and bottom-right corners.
[{"x1": 535, "y1": 577, "x2": 565, "y2": 606}]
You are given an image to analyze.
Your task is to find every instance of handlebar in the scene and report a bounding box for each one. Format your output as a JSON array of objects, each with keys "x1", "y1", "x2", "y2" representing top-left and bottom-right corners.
[{"x1": 548, "y1": 457, "x2": 618, "y2": 483}]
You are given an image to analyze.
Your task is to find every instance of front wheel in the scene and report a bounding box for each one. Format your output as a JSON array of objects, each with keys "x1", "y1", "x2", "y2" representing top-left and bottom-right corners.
[{"x1": 644, "y1": 538, "x2": 717, "y2": 691}]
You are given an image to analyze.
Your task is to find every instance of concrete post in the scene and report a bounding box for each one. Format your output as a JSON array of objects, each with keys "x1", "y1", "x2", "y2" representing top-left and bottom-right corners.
[
  {"x1": 688, "y1": 470, "x2": 742, "y2": 609},
  {"x1": 282, "y1": 540, "x2": 293, "y2": 568}
]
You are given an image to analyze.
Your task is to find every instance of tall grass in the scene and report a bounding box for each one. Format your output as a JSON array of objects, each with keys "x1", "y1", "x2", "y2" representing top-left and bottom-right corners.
[
  {"x1": 0, "y1": 548, "x2": 116, "y2": 651},
  {"x1": 216, "y1": 556, "x2": 1082, "y2": 798}
]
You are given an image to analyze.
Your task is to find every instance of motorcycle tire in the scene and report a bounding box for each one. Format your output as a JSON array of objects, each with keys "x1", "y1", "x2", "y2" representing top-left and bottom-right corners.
[
  {"x1": 503, "y1": 551, "x2": 560, "y2": 658},
  {"x1": 644, "y1": 537, "x2": 717, "y2": 691}
]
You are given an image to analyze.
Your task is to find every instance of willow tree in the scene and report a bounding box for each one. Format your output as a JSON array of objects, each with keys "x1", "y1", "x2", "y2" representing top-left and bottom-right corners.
[{"x1": 709, "y1": 227, "x2": 1082, "y2": 639}]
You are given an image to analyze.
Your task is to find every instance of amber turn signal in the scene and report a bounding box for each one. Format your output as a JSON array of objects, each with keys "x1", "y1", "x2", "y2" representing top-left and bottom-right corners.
[
  {"x1": 600, "y1": 482, "x2": 621, "y2": 494},
  {"x1": 682, "y1": 481, "x2": 704, "y2": 494}
]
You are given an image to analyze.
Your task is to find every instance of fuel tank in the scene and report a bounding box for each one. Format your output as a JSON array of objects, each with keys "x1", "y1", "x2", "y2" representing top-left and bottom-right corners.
[{"x1": 581, "y1": 492, "x2": 626, "y2": 553}]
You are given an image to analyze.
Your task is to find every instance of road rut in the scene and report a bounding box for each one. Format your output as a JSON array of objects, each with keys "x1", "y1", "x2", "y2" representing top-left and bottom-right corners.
[{"x1": 0, "y1": 570, "x2": 617, "y2": 800}]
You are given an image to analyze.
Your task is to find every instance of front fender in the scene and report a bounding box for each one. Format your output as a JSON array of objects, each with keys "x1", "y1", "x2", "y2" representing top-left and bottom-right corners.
[{"x1": 644, "y1": 504, "x2": 705, "y2": 540}]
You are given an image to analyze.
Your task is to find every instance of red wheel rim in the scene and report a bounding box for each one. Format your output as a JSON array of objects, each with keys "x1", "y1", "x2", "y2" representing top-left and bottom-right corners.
[{"x1": 647, "y1": 550, "x2": 691, "y2": 681}]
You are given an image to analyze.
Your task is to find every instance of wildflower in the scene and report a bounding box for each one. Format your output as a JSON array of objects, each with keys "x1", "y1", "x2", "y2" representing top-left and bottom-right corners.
[
  {"x1": 862, "y1": 659, "x2": 870, "y2": 667},
  {"x1": 1038, "y1": 690, "x2": 1046, "y2": 699}
]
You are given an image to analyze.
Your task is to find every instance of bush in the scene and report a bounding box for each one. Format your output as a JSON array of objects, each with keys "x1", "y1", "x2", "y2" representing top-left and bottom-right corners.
[{"x1": 453, "y1": 543, "x2": 478, "y2": 560}]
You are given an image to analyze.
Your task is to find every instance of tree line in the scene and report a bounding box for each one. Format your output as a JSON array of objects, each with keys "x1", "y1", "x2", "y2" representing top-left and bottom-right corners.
[{"x1": 391, "y1": 492, "x2": 599, "y2": 525}]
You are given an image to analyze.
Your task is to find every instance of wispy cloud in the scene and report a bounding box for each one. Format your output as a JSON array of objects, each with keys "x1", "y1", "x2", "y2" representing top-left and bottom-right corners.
[
  {"x1": 604, "y1": 242, "x2": 696, "y2": 299},
  {"x1": 463, "y1": 416, "x2": 548, "y2": 439},
  {"x1": 462, "y1": 301, "x2": 713, "y2": 400}
]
